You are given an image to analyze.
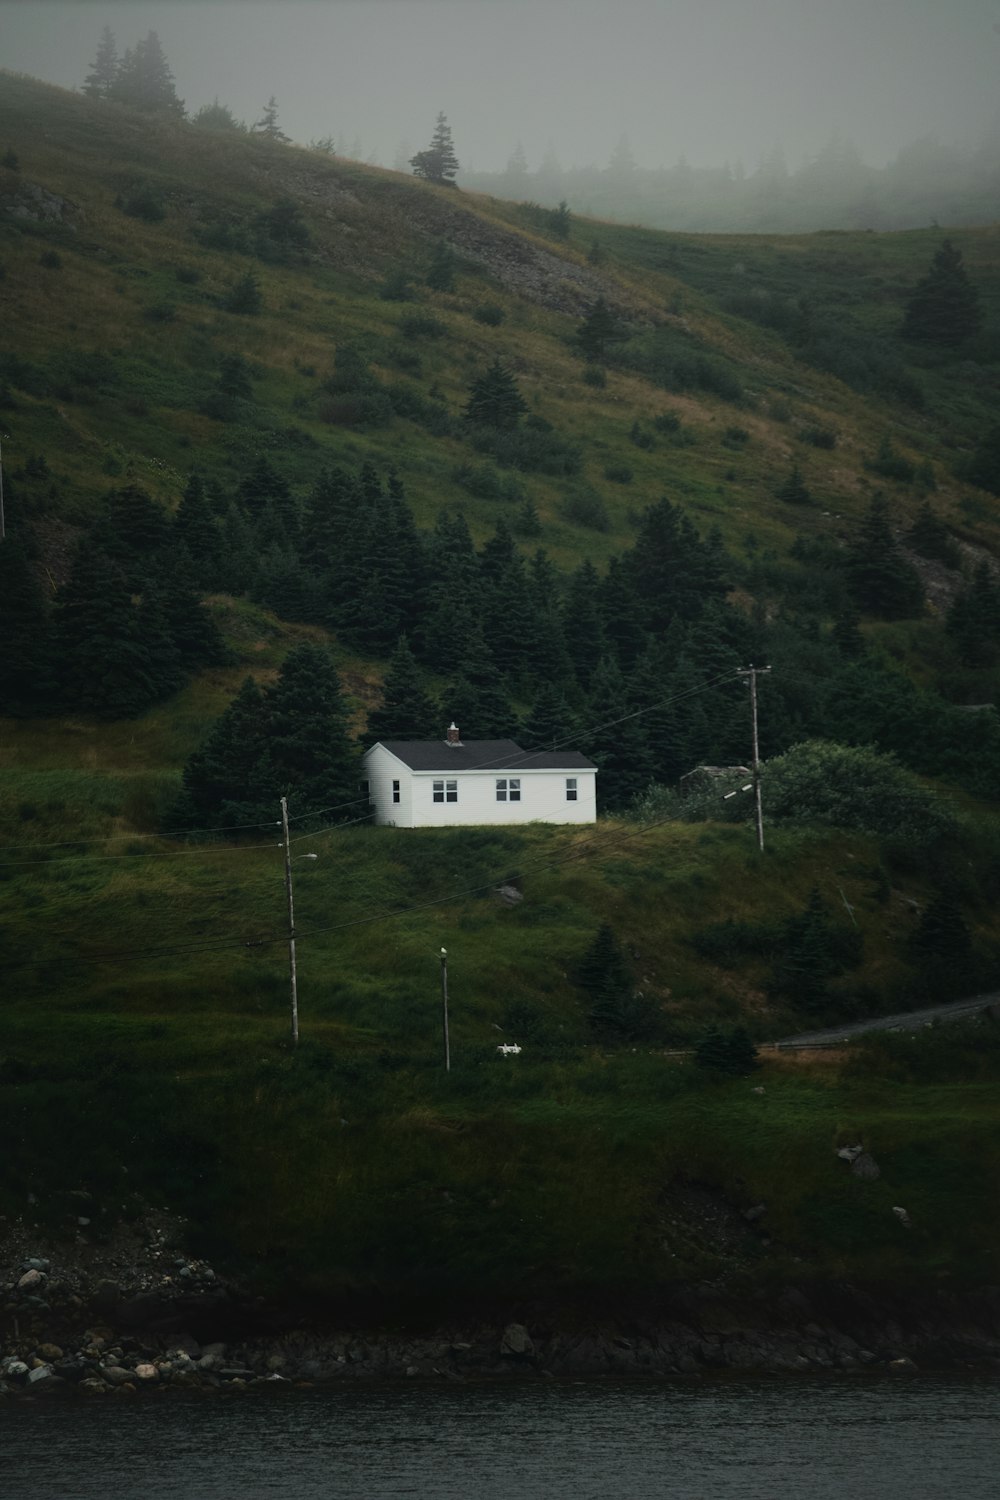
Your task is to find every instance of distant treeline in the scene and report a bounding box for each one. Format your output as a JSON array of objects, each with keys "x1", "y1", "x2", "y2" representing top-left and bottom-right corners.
[{"x1": 458, "y1": 134, "x2": 1000, "y2": 234}]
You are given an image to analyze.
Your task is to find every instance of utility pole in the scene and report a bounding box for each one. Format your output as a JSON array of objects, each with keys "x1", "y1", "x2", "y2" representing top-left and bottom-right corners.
[
  {"x1": 281, "y1": 796, "x2": 299, "y2": 1046},
  {"x1": 439, "y1": 947, "x2": 451, "y2": 1071},
  {"x1": 0, "y1": 432, "x2": 6, "y2": 542},
  {"x1": 737, "y1": 664, "x2": 771, "y2": 853}
]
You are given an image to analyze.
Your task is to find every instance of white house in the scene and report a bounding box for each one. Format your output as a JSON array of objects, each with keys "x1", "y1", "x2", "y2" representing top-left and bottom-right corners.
[{"x1": 363, "y1": 723, "x2": 598, "y2": 828}]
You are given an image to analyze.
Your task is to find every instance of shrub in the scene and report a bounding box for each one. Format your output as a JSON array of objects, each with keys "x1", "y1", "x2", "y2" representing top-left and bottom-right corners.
[
  {"x1": 694, "y1": 1026, "x2": 758, "y2": 1076},
  {"x1": 723, "y1": 425, "x2": 750, "y2": 448},
  {"x1": 583, "y1": 365, "x2": 606, "y2": 387},
  {"x1": 452, "y1": 462, "x2": 524, "y2": 502},
  {"x1": 175, "y1": 266, "x2": 201, "y2": 285},
  {"x1": 399, "y1": 314, "x2": 446, "y2": 340},
  {"x1": 379, "y1": 268, "x2": 415, "y2": 302},
  {"x1": 223, "y1": 271, "x2": 263, "y2": 315},
  {"x1": 560, "y1": 488, "x2": 610, "y2": 531},
  {"x1": 471, "y1": 424, "x2": 582, "y2": 476},
  {"x1": 801, "y1": 424, "x2": 838, "y2": 449},
  {"x1": 121, "y1": 188, "x2": 166, "y2": 222},
  {"x1": 472, "y1": 303, "x2": 505, "y2": 326},
  {"x1": 39, "y1": 250, "x2": 62, "y2": 270},
  {"x1": 652, "y1": 412, "x2": 681, "y2": 434},
  {"x1": 143, "y1": 301, "x2": 177, "y2": 324},
  {"x1": 603, "y1": 463, "x2": 633, "y2": 484},
  {"x1": 866, "y1": 435, "x2": 916, "y2": 483}
]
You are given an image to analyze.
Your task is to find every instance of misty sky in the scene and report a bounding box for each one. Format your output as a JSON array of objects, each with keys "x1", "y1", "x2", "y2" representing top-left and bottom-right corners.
[{"x1": 1, "y1": 0, "x2": 998, "y2": 172}]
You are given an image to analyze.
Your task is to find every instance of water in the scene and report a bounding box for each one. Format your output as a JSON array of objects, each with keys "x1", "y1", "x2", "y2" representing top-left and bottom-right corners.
[{"x1": 2, "y1": 1377, "x2": 998, "y2": 1499}]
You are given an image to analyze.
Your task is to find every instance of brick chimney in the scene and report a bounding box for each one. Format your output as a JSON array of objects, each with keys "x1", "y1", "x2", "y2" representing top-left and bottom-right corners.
[{"x1": 446, "y1": 722, "x2": 462, "y2": 746}]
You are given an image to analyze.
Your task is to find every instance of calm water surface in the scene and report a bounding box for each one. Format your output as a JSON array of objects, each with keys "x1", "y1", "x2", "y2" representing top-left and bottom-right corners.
[{"x1": 2, "y1": 1377, "x2": 998, "y2": 1499}]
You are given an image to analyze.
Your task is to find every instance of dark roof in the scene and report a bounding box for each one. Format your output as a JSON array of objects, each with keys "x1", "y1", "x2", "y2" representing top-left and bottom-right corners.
[{"x1": 369, "y1": 740, "x2": 597, "y2": 773}]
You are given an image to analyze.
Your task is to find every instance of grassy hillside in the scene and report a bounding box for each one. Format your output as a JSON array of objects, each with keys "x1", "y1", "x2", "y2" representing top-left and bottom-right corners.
[{"x1": 2, "y1": 73, "x2": 1000, "y2": 1297}]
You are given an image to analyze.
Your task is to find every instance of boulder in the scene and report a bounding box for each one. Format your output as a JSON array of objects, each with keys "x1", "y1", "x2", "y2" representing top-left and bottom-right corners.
[
  {"x1": 850, "y1": 1152, "x2": 881, "y2": 1181},
  {"x1": 17, "y1": 1269, "x2": 44, "y2": 1291},
  {"x1": 500, "y1": 1323, "x2": 535, "y2": 1358}
]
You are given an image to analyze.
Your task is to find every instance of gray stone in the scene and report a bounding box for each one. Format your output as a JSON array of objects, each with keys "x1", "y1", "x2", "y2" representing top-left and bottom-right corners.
[
  {"x1": 100, "y1": 1366, "x2": 132, "y2": 1386},
  {"x1": 850, "y1": 1152, "x2": 881, "y2": 1181},
  {"x1": 888, "y1": 1356, "x2": 919, "y2": 1373},
  {"x1": 27, "y1": 1365, "x2": 58, "y2": 1386},
  {"x1": 78, "y1": 1379, "x2": 107, "y2": 1396},
  {"x1": 500, "y1": 1323, "x2": 535, "y2": 1358},
  {"x1": 134, "y1": 1363, "x2": 159, "y2": 1382},
  {"x1": 892, "y1": 1206, "x2": 912, "y2": 1228},
  {"x1": 17, "y1": 1269, "x2": 44, "y2": 1291}
]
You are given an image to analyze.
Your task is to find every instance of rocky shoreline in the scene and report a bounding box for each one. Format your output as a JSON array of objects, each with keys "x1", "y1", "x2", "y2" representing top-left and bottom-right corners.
[{"x1": 4, "y1": 1214, "x2": 1000, "y2": 1398}]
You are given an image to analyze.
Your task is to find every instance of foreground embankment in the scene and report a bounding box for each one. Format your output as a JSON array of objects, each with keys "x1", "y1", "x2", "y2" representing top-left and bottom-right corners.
[{"x1": 4, "y1": 1240, "x2": 1000, "y2": 1397}]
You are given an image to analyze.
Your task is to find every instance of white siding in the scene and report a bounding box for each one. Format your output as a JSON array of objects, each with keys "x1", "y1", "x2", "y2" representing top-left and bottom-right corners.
[{"x1": 363, "y1": 746, "x2": 597, "y2": 827}]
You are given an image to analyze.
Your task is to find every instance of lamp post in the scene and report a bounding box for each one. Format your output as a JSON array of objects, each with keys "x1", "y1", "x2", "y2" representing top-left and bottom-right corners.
[
  {"x1": 439, "y1": 947, "x2": 450, "y2": 1072},
  {"x1": 280, "y1": 794, "x2": 317, "y2": 1046}
]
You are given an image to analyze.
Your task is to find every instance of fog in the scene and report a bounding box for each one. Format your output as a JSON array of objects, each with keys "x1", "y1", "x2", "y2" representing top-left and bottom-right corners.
[{"x1": 2, "y1": 0, "x2": 998, "y2": 177}]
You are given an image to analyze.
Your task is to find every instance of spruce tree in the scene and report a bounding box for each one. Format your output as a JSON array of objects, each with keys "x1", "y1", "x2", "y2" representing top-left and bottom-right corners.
[
  {"x1": 265, "y1": 642, "x2": 361, "y2": 814},
  {"x1": 252, "y1": 97, "x2": 289, "y2": 142},
  {"x1": 182, "y1": 677, "x2": 274, "y2": 825},
  {"x1": 174, "y1": 473, "x2": 222, "y2": 588},
  {"x1": 694, "y1": 1025, "x2": 758, "y2": 1076},
  {"x1": 442, "y1": 623, "x2": 518, "y2": 738},
  {"x1": 521, "y1": 681, "x2": 579, "y2": 751},
  {"x1": 366, "y1": 636, "x2": 440, "y2": 742},
  {"x1": 110, "y1": 31, "x2": 184, "y2": 115},
  {"x1": 223, "y1": 271, "x2": 263, "y2": 315},
  {"x1": 562, "y1": 559, "x2": 606, "y2": 691},
  {"x1": 53, "y1": 544, "x2": 164, "y2": 718},
  {"x1": 908, "y1": 501, "x2": 959, "y2": 567},
  {"x1": 775, "y1": 463, "x2": 811, "y2": 506},
  {"x1": 585, "y1": 655, "x2": 654, "y2": 809},
  {"x1": 83, "y1": 26, "x2": 118, "y2": 99},
  {"x1": 947, "y1": 562, "x2": 1000, "y2": 668},
  {"x1": 848, "y1": 497, "x2": 924, "y2": 619},
  {"x1": 576, "y1": 297, "x2": 624, "y2": 362},
  {"x1": 410, "y1": 112, "x2": 459, "y2": 184},
  {"x1": 902, "y1": 240, "x2": 982, "y2": 346},
  {"x1": 426, "y1": 240, "x2": 457, "y2": 292},
  {"x1": 464, "y1": 359, "x2": 528, "y2": 431}
]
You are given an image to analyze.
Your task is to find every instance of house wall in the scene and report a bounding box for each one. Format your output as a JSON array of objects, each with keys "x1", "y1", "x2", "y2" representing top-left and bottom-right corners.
[{"x1": 363, "y1": 747, "x2": 597, "y2": 827}]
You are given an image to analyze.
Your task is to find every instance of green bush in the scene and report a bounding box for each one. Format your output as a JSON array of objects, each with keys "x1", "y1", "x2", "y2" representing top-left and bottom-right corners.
[
  {"x1": 801, "y1": 424, "x2": 838, "y2": 449},
  {"x1": 471, "y1": 425, "x2": 582, "y2": 476},
  {"x1": 120, "y1": 187, "x2": 166, "y2": 222},
  {"x1": 399, "y1": 314, "x2": 446, "y2": 340},
  {"x1": 560, "y1": 488, "x2": 610, "y2": 531},
  {"x1": 472, "y1": 303, "x2": 505, "y2": 327},
  {"x1": 603, "y1": 463, "x2": 633, "y2": 484},
  {"x1": 583, "y1": 365, "x2": 606, "y2": 388}
]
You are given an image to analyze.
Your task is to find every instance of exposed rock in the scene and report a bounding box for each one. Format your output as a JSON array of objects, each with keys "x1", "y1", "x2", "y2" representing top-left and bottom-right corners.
[
  {"x1": 850, "y1": 1152, "x2": 881, "y2": 1181},
  {"x1": 892, "y1": 1206, "x2": 912, "y2": 1229},
  {"x1": 3, "y1": 183, "x2": 79, "y2": 226},
  {"x1": 17, "y1": 1269, "x2": 44, "y2": 1291},
  {"x1": 500, "y1": 1323, "x2": 535, "y2": 1358}
]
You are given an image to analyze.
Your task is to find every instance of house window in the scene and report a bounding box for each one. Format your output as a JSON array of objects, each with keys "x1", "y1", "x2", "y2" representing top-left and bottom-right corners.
[
  {"x1": 496, "y1": 778, "x2": 521, "y2": 802},
  {"x1": 433, "y1": 780, "x2": 458, "y2": 804},
  {"x1": 361, "y1": 779, "x2": 371, "y2": 801},
  {"x1": 566, "y1": 777, "x2": 578, "y2": 801},
  {"x1": 392, "y1": 780, "x2": 400, "y2": 804}
]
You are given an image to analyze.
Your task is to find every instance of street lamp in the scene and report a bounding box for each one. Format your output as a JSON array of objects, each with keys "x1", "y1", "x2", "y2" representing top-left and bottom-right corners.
[
  {"x1": 280, "y1": 794, "x2": 318, "y2": 1046},
  {"x1": 439, "y1": 947, "x2": 450, "y2": 1072}
]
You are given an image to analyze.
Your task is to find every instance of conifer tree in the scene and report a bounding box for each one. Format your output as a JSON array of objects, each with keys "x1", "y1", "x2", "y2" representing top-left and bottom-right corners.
[
  {"x1": 426, "y1": 240, "x2": 457, "y2": 292},
  {"x1": 265, "y1": 642, "x2": 361, "y2": 813},
  {"x1": 831, "y1": 607, "x2": 866, "y2": 660},
  {"x1": 83, "y1": 26, "x2": 118, "y2": 99},
  {"x1": 182, "y1": 677, "x2": 274, "y2": 825},
  {"x1": 192, "y1": 100, "x2": 244, "y2": 133},
  {"x1": 575, "y1": 923, "x2": 654, "y2": 1041},
  {"x1": 600, "y1": 554, "x2": 646, "y2": 673},
  {"x1": 464, "y1": 359, "x2": 528, "y2": 431},
  {"x1": 410, "y1": 112, "x2": 459, "y2": 184},
  {"x1": 442, "y1": 623, "x2": 518, "y2": 738},
  {"x1": 521, "y1": 681, "x2": 579, "y2": 751},
  {"x1": 252, "y1": 97, "x2": 289, "y2": 143},
  {"x1": 775, "y1": 463, "x2": 811, "y2": 506},
  {"x1": 421, "y1": 511, "x2": 483, "y2": 672},
  {"x1": 585, "y1": 655, "x2": 654, "y2": 809},
  {"x1": 110, "y1": 31, "x2": 184, "y2": 115},
  {"x1": 562, "y1": 559, "x2": 606, "y2": 690},
  {"x1": 366, "y1": 636, "x2": 439, "y2": 742},
  {"x1": 53, "y1": 544, "x2": 165, "y2": 718},
  {"x1": 576, "y1": 297, "x2": 624, "y2": 362},
  {"x1": 947, "y1": 561, "x2": 1000, "y2": 668},
  {"x1": 90, "y1": 484, "x2": 171, "y2": 588},
  {"x1": 174, "y1": 473, "x2": 222, "y2": 588},
  {"x1": 694, "y1": 1025, "x2": 758, "y2": 1076},
  {"x1": 223, "y1": 271, "x2": 263, "y2": 315},
  {"x1": 907, "y1": 501, "x2": 959, "y2": 566},
  {"x1": 848, "y1": 497, "x2": 925, "y2": 619},
  {"x1": 902, "y1": 240, "x2": 982, "y2": 346}
]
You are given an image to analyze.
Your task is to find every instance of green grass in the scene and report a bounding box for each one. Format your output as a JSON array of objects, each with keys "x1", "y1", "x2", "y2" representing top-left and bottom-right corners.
[{"x1": 3, "y1": 71, "x2": 1000, "y2": 1298}]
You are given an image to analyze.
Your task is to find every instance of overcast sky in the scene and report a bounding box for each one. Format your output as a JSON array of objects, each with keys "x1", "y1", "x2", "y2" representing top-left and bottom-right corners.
[{"x1": 2, "y1": 0, "x2": 998, "y2": 172}]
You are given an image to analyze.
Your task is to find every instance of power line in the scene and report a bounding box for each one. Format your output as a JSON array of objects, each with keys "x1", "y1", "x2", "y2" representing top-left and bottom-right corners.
[{"x1": 0, "y1": 794, "x2": 372, "y2": 855}]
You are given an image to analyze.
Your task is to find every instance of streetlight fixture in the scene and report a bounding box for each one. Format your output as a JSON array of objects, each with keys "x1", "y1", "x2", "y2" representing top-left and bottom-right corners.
[
  {"x1": 439, "y1": 947, "x2": 450, "y2": 1072},
  {"x1": 280, "y1": 795, "x2": 318, "y2": 1046}
]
